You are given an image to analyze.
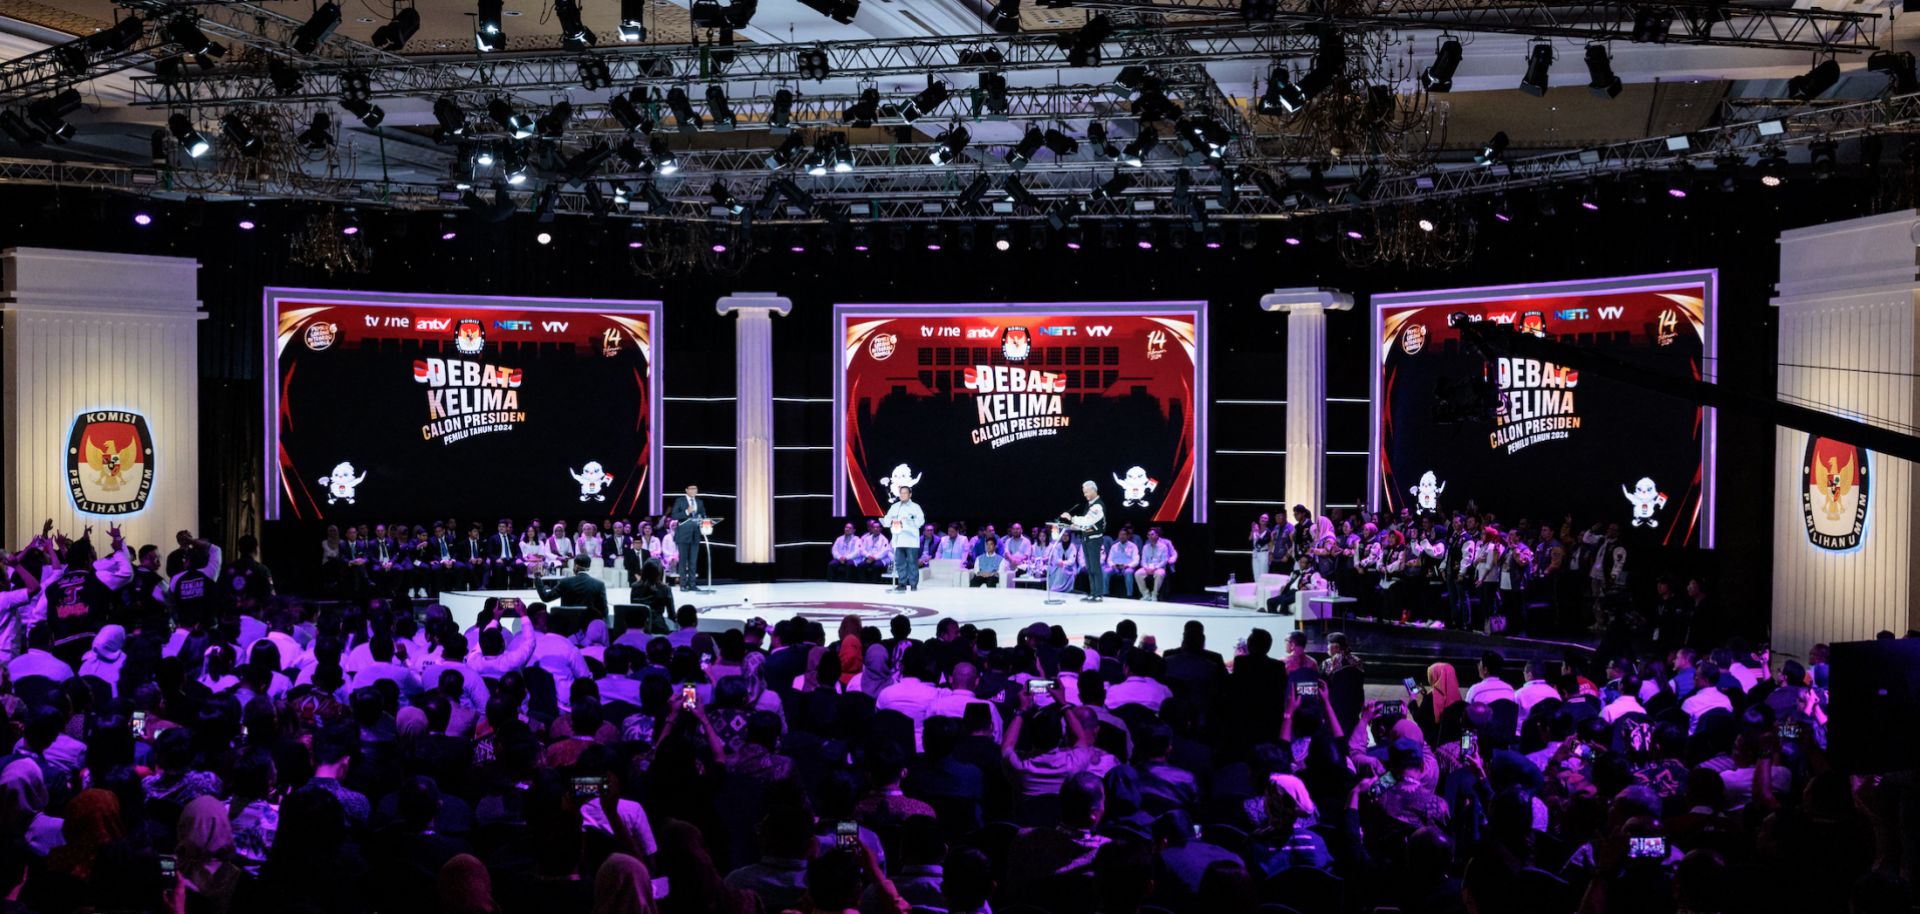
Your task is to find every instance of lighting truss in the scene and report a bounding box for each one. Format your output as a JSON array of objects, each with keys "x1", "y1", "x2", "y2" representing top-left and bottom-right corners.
[{"x1": 0, "y1": 17, "x2": 166, "y2": 108}]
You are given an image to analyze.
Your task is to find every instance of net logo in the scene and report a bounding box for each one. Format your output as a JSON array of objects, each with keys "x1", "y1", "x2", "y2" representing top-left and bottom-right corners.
[
  {"x1": 1554, "y1": 308, "x2": 1589, "y2": 321},
  {"x1": 495, "y1": 319, "x2": 532, "y2": 331},
  {"x1": 1803, "y1": 435, "x2": 1868, "y2": 551},
  {"x1": 1038, "y1": 326, "x2": 1076, "y2": 336},
  {"x1": 66, "y1": 410, "x2": 155, "y2": 516}
]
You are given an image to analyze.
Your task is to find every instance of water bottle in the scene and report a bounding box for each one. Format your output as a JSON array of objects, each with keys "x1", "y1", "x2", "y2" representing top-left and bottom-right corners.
[{"x1": 1228, "y1": 573, "x2": 1237, "y2": 587}]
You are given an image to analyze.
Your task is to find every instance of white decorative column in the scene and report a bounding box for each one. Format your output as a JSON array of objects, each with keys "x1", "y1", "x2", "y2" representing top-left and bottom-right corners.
[
  {"x1": 1, "y1": 247, "x2": 204, "y2": 554},
  {"x1": 717, "y1": 292, "x2": 792, "y2": 566},
  {"x1": 1260, "y1": 288, "x2": 1354, "y2": 514}
]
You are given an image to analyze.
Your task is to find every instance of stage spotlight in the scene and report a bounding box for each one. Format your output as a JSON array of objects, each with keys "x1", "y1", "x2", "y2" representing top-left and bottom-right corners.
[
  {"x1": 1869, "y1": 50, "x2": 1918, "y2": 94},
  {"x1": 297, "y1": 111, "x2": 332, "y2": 150},
  {"x1": 1203, "y1": 224, "x2": 1222, "y2": 248},
  {"x1": 1585, "y1": 44, "x2": 1622, "y2": 98},
  {"x1": 290, "y1": 2, "x2": 341, "y2": 54},
  {"x1": 1757, "y1": 146, "x2": 1788, "y2": 186},
  {"x1": 798, "y1": 48, "x2": 829, "y2": 80},
  {"x1": 768, "y1": 89, "x2": 795, "y2": 132},
  {"x1": 641, "y1": 180, "x2": 670, "y2": 210},
  {"x1": 1340, "y1": 218, "x2": 1365, "y2": 240},
  {"x1": 804, "y1": 135, "x2": 831, "y2": 175},
  {"x1": 1810, "y1": 138, "x2": 1837, "y2": 180},
  {"x1": 1492, "y1": 195, "x2": 1513, "y2": 222},
  {"x1": 1520, "y1": 41, "x2": 1553, "y2": 96},
  {"x1": 1098, "y1": 222, "x2": 1120, "y2": 249},
  {"x1": 1296, "y1": 31, "x2": 1345, "y2": 100},
  {"x1": 341, "y1": 98, "x2": 385, "y2": 128},
  {"x1": 798, "y1": 0, "x2": 860, "y2": 24},
  {"x1": 978, "y1": 72, "x2": 1010, "y2": 118},
  {"x1": 433, "y1": 97, "x2": 468, "y2": 142},
  {"x1": 1063, "y1": 223, "x2": 1083, "y2": 249},
  {"x1": 1005, "y1": 125, "x2": 1045, "y2": 168},
  {"x1": 709, "y1": 180, "x2": 745, "y2": 215},
  {"x1": 649, "y1": 135, "x2": 679, "y2": 174},
  {"x1": 166, "y1": 17, "x2": 222, "y2": 58},
  {"x1": 1789, "y1": 58, "x2": 1840, "y2": 101},
  {"x1": 1114, "y1": 65, "x2": 1157, "y2": 100},
  {"x1": 1134, "y1": 223, "x2": 1155, "y2": 249},
  {"x1": 843, "y1": 87, "x2": 881, "y2": 127},
  {"x1": 1713, "y1": 154, "x2": 1744, "y2": 191},
  {"x1": 537, "y1": 230, "x2": 553, "y2": 245},
  {"x1": 1422, "y1": 38, "x2": 1462, "y2": 92},
  {"x1": 87, "y1": 15, "x2": 144, "y2": 55},
  {"x1": 1043, "y1": 126, "x2": 1078, "y2": 157},
  {"x1": 1631, "y1": 6, "x2": 1673, "y2": 43},
  {"x1": 1577, "y1": 183, "x2": 1599, "y2": 211},
  {"x1": 851, "y1": 225, "x2": 872, "y2": 251},
  {"x1": 133, "y1": 210, "x2": 153, "y2": 227},
  {"x1": 957, "y1": 173, "x2": 991, "y2": 209},
  {"x1": 992, "y1": 223, "x2": 1012, "y2": 251},
  {"x1": 706, "y1": 86, "x2": 737, "y2": 130},
  {"x1": 766, "y1": 132, "x2": 806, "y2": 168},
  {"x1": 584, "y1": 181, "x2": 610, "y2": 216},
  {"x1": 1029, "y1": 224, "x2": 1049, "y2": 250},
  {"x1": 902, "y1": 82, "x2": 949, "y2": 123},
  {"x1": 0, "y1": 111, "x2": 43, "y2": 147},
  {"x1": 489, "y1": 98, "x2": 536, "y2": 138},
  {"x1": 666, "y1": 87, "x2": 702, "y2": 132},
  {"x1": 1534, "y1": 188, "x2": 1558, "y2": 216},
  {"x1": 609, "y1": 92, "x2": 652, "y2": 133},
  {"x1": 535, "y1": 100, "x2": 572, "y2": 138},
  {"x1": 372, "y1": 6, "x2": 421, "y2": 50},
  {"x1": 1061, "y1": 15, "x2": 1112, "y2": 67},
  {"x1": 1087, "y1": 121, "x2": 1120, "y2": 159},
  {"x1": 219, "y1": 112, "x2": 261, "y2": 155},
  {"x1": 167, "y1": 112, "x2": 210, "y2": 157},
  {"x1": 578, "y1": 57, "x2": 613, "y2": 89},
  {"x1": 1002, "y1": 173, "x2": 1042, "y2": 208},
  {"x1": 501, "y1": 151, "x2": 531, "y2": 185},
  {"x1": 1258, "y1": 66, "x2": 1307, "y2": 115},
  {"x1": 773, "y1": 176, "x2": 815, "y2": 209},
  {"x1": 1091, "y1": 170, "x2": 1136, "y2": 200},
  {"x1": 475, "y1": 0, "x2": 505, "y2": 51},
  {"x1": 1120, "y1": 126, "x2": 1158, "y2": 167},
  {"x1": 1174, "y1": 115, "x2": 1230, "y2": 158},
  {"x1": 25, "y1": 89, "x2": 81, "y2": 142},
  {"x1": 555, "y1": 0, "x2": 596, "y2": 48},
  {"x1": 1475, "y1": 131, "x2": 1508, "y2": 165},
  {"x1": 618, "y1": 0, "x2": 646, "y2": 40},
  {"x1": 832, "y1": 135, "x2": 855, "y2": 172},
  {"x1": 267, "y1": 59, "x2": 305, "y2": 95},
  {"x1": 930, "y1": 124, "x2": 970, "y2": 165},
  {"x1": 986, "y1": 0, "x2": 1021, "y2": 32}
]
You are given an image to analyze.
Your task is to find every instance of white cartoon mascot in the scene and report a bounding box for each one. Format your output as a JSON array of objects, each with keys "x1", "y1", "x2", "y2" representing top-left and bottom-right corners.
[
  {"x1": 1113, "y1": 466, "x2": 1159, "y2": 508},
  {"x1": 879, "y1": 463, "x2": 922, "y2": 504},
  {"x1": 321, "y1": 462, "x2": 366, "y2": 505},
  {"x1": 1623, "y1": 477, "x2": 1668, "y2": 527},
  {"x1": 1409, "y1": 470, "x2": 1446, "y2": 513},
  {"x1": 571, "y1": 461, "x2": 614, "y2": 501}
]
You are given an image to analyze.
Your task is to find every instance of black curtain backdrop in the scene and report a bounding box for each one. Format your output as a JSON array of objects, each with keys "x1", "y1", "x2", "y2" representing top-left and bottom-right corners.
[{"x1": 0, "y1": 179, "x2": 1878, "y2": 623}]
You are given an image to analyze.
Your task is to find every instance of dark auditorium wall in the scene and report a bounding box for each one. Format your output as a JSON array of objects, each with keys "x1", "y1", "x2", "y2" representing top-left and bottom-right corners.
[{"x1": 0, "y1": 179, "x2": 1879, "y2": 625}]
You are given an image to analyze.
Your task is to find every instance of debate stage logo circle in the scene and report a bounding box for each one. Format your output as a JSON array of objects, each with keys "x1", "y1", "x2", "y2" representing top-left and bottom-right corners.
[{"x1": 751, "y1": 601, "x2": 938, "y2": 624}]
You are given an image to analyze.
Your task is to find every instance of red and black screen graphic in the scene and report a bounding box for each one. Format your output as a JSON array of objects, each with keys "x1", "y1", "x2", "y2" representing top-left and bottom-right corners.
[
  {"x1": 837, "y1": 305, "x2": 1206, "y2": 524},
  {"x1": 1375, "y1": 279, "x2": 1713, "y2": 547},
  {"x1": 269, "y1": 296, "x2": 659, "y2": 520}
]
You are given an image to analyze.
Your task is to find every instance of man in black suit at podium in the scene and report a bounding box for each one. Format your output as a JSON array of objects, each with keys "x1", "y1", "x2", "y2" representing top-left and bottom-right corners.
[
  {"x1": 670, "y1": 483, "x2": 707, "y2": 592},
  {"x1": 537, "y1": 555, "x2": 610, "y2": 619}
]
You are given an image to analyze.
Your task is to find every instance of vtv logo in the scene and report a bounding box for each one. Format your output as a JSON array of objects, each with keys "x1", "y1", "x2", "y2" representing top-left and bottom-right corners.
[
  {"x1": 540, "y1": 320, "x2": 569, "y2": 332},
  {"x1": 1597, "y1": 305, "x2": 1624, "y2": 319},
  {"x1": 1085, "y1": 325, "x2": 1113, "y2": 337}
]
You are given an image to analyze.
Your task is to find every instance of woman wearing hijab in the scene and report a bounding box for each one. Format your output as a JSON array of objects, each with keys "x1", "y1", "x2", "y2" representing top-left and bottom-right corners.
[
  {"x1": 574, "y1": 619, "x2": 610, "y2": 665},
  {"x1": 77, "y1": 624, "x2": 128, "y2": 695},
  {"x1": 46, "y1": 788, "x2": 122, "y2": 881},
  {"x1": 438, "y1": 854, "x2": 498, "y2": 914},
  {"x1": 1412, "y1": 662, "x2": 1463, "y2": 743},
  {"x1": 835, "y1": 615, "x2": 863, "y2": 686},
  {"x1": 855, "y1": 643, "x2": 890, "y2": 698},
  {"x1": 178, "y1": 794, "x2": 245, "y2": 914},
  {"x1": 0, "y1": 758, "x2": 62, "y2": 856},
  {"x1": 396, "y1": 706, "x2": 431, "y2": 744},
  {"x1": 591, "y1": 853, "x2": 658, "y2": 914}
]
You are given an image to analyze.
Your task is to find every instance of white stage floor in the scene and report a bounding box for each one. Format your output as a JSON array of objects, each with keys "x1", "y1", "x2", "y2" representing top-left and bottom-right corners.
[{"x1": 440, "y1": 580, "x2": 1302, "y2": 651}]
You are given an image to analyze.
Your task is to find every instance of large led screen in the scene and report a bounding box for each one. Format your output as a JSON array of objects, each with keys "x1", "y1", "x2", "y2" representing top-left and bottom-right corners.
[
  {"x1": 1371, "y1": 272, "x2": 1715, "y2": 547},
  {"x1": 265, "y1": 289, "x2": 663, "y2": 520},
  {"x1": 835, "y1": 302, "x2": 1206, "y2": 524}
]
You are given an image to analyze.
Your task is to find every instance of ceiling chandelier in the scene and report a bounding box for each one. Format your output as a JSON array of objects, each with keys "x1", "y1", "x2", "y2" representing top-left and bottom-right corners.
[{"x1": 287, "y1": 210, "x2": 372, "y2": 274}]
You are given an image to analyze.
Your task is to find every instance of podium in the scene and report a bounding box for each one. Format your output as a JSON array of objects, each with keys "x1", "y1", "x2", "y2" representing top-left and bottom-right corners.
[{"x1": 691, "y1": 517, "x2": 724, "y2": 593}]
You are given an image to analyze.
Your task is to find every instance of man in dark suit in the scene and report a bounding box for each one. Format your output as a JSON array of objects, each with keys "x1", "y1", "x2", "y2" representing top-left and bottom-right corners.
[
  {"x1": 668, "y1": 483, "x2": 707, "y2": 591},
  {"x1": 536, "y1": 555, "x2": 609, "y2": 623},
  {"x1": 483, "y1": 518, "x2": 518, "y2": 589},
  {"x1": 458, "y1": 523, "x2": 489, "y2": 589},
  {"x1": 1227, "y1": 628, "x2": 1289, "y2": 754}
]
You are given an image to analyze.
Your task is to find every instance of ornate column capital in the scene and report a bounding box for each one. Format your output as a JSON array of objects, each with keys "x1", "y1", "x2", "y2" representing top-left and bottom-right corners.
[
  {"x1": 1259, "y1": 288, "x2": 1354, "y2": 314},
  {"x1": 717, "y1": 291, "x2": 793, "y2": 318}
]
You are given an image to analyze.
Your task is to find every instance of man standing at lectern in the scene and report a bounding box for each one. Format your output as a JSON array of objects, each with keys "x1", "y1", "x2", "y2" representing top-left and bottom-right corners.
[
  {"x1": 670, "y1": 483, "x2": 707, "y2": 592},
  {"x1": 1063, "y1": 480, "x2": 1108, "y2": 603},
  {"x1": 883, "y1": 486, "x2": 926, "y2": 593}
]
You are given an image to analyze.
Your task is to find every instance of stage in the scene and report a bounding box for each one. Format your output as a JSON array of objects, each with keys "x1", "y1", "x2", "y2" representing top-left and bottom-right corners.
[{"x1": 438, "y1": 580, "x2": 1592, "y2": 682}]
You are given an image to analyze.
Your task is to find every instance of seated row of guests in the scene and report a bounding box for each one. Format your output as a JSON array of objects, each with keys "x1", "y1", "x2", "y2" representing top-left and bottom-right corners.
[
  {"x1": 319, "y1": 517, "x2": 687, "y2": 600},
  {"x1": 829, "y1": 521, "x2": 1180, "y2": 599}
]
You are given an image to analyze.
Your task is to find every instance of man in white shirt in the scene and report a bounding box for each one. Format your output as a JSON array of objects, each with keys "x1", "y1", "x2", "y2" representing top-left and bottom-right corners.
[
  {"x1": 1001, "y1": 524, "x2": 1036, "y2": 577},
  {"x1": 0, "y1": 551, "x2": 45, "y2": 663},
  {"x1": 469, "y1": 617, "x2": 538, "y2": 679},
  {"x1": 927, "y1": 663, "x2": 1002, "y2": 740},
  {"x1": 529, "y1": 609, "x2": 590, "y2": 709},
  {"x1": 1681, "y1": 663, "x2": 1734, "y2": 733},
  {"x1": 881, "y1": 488, "x2": 927, "y2": 592},
  {"x1": 828, "y1": 523, "x2": 864, "y2": 582},
  {"x1": 875, "y1": 648, "x2": 942, "y2": 747},
  {"x1": 1103, "y1": 528, "x2": 1140, "y2": 599},
  {"x1": 1600, "y1": 674, "x2": 1648, "y2": 723},
  {"x1": 6, "y1": 627, "x2": 69, "y2": 684},
  {"x1": 1514, "y1": 660, "x2": 1560, "y2": 718},
  {"x1": 1105, "y1": 652, "x2": 1172, "y2": 712},
  {"x1": 1727, "y1": 642, "x2": 1769, "y2": 692},
  {"x1": 1464, "y1": 651, "x2": 1516, "y2": 705},
  {"x1": 1134, "y1": 528, "x2": 1177, "y2": 602},
  {"x1": 859, "y1": 520, "x2": 893, "y2": 584},
  {"x1": 349, "y1": 635, "x2": 423, "y2": 697}
]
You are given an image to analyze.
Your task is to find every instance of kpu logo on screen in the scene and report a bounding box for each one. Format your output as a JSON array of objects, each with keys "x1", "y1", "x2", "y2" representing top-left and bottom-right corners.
[{"x1": 67, "y1": 410, "x2": 155, "y2": 515}]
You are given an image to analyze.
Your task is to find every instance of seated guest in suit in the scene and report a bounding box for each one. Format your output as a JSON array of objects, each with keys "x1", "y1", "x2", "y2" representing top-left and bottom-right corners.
[
  {"x1": 829, "y1": 523, "x2": 864, "y2": 582},
  {"x1": 482, "y1": 518, "x2": 518, "y2": 589},
  {"x1": 918, "y1": 524, "x2": 939, "y2": 568},
  {"x1": 968, "y1": 525, "x2": 998, "y2": 563},
  {"x1": 970, "y1": 538, "x2": 1005, "y2": 588},
  {"x1": 537, "y1": 555, "x2": 610, "y2": 622},
  {"x1": 1104, "y1": 526, "x2": 1141, "y2": 598}
]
